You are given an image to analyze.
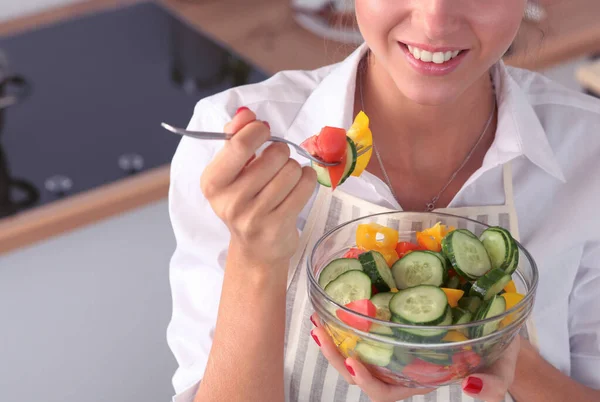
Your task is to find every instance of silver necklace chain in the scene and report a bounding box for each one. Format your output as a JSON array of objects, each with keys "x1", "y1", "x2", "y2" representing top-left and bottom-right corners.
[{"x1": 358, "y1": 59, "x2": 496, "y2": 212}]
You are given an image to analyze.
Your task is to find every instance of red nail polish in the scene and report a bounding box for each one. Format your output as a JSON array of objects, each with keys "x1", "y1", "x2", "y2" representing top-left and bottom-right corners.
[
  {"x1": 311, "y1": 330, "x2": 321, "y2": 347},
  {"x1": 263, "y1": 121, "x2": 270, "y2": 129},
  {"x1": 310, "y1": 316, "x2": 316, "y2": 327},
  {"x1": 235, "y1": 106, "x2": 249, "y2": 115},
  {"x1": 463, "y1": 377, "x2": 483, "y2": 394},
  {"x1": 344, "y1": 361, "x2": 355, "y2": 377}
]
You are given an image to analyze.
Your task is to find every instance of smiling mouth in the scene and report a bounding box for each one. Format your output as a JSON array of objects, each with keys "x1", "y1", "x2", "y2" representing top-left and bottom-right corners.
[{"x1": 400, "y1": 43, "x2": 466, "y2": 64}]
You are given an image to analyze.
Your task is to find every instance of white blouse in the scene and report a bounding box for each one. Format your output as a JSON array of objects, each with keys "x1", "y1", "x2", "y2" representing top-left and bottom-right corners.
[{"x1": 166, "y1": 44, "x2": 600, "y2": 401}]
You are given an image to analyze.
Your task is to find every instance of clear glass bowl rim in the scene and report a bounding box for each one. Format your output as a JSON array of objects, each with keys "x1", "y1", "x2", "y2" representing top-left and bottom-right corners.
[{"x1": 307, "y1": 211, "x2": 539, "y2": 332}]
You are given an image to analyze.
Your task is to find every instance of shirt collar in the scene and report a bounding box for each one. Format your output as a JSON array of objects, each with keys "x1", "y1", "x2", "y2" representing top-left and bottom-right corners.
[{"x1": 286, "y1": 43, "x2": 565, "y2": 183}]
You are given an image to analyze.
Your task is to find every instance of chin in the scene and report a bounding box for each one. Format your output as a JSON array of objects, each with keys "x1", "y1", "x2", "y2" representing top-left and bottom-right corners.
[{"x1": 394, "y1": 78, "x2": 464, "y2": 106}]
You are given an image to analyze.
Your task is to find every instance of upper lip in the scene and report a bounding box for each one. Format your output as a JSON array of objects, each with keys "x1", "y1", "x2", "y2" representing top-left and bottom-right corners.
[{"x1": 401, "y1": 41, "x2": 467, "y2": 52}]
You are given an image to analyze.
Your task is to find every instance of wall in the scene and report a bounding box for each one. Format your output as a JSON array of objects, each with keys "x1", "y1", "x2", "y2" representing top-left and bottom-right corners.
[
  {"x1": 0, "y1": 0, "x2": 90, "y2": 23},
  {"x1": 0, "y1": 200, "x2": 178, "y2": 402}
]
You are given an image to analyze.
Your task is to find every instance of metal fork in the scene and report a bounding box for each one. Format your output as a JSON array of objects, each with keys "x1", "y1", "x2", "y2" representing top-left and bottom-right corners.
[{"x1": 161, "y1": 122, "x2": 372, "y2": 167}]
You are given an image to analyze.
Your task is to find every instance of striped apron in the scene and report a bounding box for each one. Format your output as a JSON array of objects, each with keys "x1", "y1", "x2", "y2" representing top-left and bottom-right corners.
[{"x1": 283, "y1": 163, "x2": 538, "y2": 402}]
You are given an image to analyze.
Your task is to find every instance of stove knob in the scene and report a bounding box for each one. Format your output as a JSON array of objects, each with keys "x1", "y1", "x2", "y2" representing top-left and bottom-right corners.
[
  {"x1": 118, "y1": 153, "x2": 144, "y2": 175},
  {"x1": 45, "y1": 175, "x2": 73, "y2": 197}
]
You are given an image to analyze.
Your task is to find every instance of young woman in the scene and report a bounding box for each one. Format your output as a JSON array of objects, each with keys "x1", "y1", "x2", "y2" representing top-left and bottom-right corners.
[{"x1": 166, "y1": 1, "x2": 600, "y2": 401}]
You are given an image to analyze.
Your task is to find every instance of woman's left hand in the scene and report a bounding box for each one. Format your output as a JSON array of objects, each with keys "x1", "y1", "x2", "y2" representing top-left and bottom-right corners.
[{"x1": 310, "y1": 313, "x2": 521, "y2": 402}]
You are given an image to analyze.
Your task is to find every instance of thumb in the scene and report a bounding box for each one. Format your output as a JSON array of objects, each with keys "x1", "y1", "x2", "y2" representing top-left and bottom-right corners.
[{"x1": 461, "y1": 374, "x2": 508, "y2": 402}]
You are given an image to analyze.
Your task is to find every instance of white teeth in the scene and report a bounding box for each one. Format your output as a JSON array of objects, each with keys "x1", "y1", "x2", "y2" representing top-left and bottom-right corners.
[
  {"x1": 406, "y1": 45, "x2": 462, "y2": 63},
  {"x1": 432, "y1": 52, "x2": 445, "y2": 64},
  {"x1": 420, "y1": 50, "x2": 432, "y2": 62}
]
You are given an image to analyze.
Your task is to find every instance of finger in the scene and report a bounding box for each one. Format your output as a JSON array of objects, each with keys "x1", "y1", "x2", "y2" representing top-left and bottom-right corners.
[
  {"x1": 310, "y1": 313, "x2": 322, "y2": 328},
  {"x1": 231, "y1": 142, "x2": 290, "y2": 200},
  {"x1": 311, "y1": 326, "x2": 355, "y2": 385},
  {"x1": 462, "y1": 337, "x2": 520, "y2": 402},
  {"x1": 345, "y1": 358, "x2": 431, "y2": 402},
  {"x1": 253, "y1": 159, "x2": 303, "y2": 213},
  {"x1": 273, "y1": 166, "x2": 317, "y2": 217},
  {"x1": 203, "y1": 120, "x2": 270, "y2": 191},
  {"x1": 461, "y1": 374, "x2": 505, "y2": 402},
  {"x1": 223, "y1": 106, "x2": 256, "y2": 134}
]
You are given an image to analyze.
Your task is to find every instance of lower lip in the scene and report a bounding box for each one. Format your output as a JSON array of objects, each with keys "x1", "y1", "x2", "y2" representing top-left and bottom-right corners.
[{"x1": 399, "y1": 43, "x2": 467, "y2": 76}]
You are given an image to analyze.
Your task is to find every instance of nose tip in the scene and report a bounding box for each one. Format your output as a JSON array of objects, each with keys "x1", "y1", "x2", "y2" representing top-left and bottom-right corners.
[{"x1": 417, "y1": 2, "x2": 462, "y2": 39}]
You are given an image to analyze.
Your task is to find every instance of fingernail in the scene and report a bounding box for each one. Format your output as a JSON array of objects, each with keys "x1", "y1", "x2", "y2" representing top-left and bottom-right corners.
[
  {"x1": 310, "y1": 316, "x2": 316, "y2": 327},
  {"x1": 235, "y1": 106, "x2": 249, "y2": 115},
  {"x1": 311, "y1": 330, "x2": 321, "y2": 347},
  {"x1": 263, "y1": 121, "x2": 270, "y2": 129},
  {"x1": 462, "y1": 377, "x2": 483, "y2": 394},
  {"x1": 344, "y1": 360, "x2": 355, "y2": 377}
]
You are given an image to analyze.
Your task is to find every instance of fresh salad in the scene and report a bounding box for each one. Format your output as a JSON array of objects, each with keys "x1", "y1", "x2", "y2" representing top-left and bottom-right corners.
[
  {"x1": 318, "y1": 222, "x2": 525, "y2": 371},
  {"x1": 301, "y1": 111, "x2": 373, "y2": 190}
]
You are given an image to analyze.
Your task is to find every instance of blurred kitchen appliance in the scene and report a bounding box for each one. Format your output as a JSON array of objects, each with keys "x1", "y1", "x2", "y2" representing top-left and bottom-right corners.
[{"x1": 0, "y1": 1, "x2": 268, "y2": 220}]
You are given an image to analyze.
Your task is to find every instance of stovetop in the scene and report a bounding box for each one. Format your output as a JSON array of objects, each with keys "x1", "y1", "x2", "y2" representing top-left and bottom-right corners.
[{"x1": 0, "y1": 1, "x2": 268, "y2": 219}]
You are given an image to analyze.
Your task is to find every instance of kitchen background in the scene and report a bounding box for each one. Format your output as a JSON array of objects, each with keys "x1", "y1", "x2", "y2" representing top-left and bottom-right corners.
[{"x1": 0, "y1": 1, "x2": 598, "y2": 402}]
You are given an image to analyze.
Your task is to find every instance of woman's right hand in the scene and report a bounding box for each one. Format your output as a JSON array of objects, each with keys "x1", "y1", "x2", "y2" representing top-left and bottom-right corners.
[{"x1": 201, "y1": 107, "x2": 317, "y2": 267}]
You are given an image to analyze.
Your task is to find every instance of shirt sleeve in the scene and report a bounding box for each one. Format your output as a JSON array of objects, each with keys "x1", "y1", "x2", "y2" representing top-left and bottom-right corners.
[
  {"x1": 166, "y1": 99, "x2": 232, "y2": 401},
  {"x1": 568, "y1": 242, "x2": 600, "y2": 390}
]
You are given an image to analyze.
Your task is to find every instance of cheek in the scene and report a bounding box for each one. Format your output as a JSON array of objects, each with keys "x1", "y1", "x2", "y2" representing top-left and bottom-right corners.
[
  {"x1": 473, "y1": 2, "x2": 526, "y2": 57},
  {"x1": 355, "y1": 0, "x2": 401, "y2": 46}
]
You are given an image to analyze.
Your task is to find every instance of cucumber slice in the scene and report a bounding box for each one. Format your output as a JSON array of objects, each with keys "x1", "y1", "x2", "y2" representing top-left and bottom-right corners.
[
  {"x1": 393, "y1": 348, "x2": 414, "y2": 366},
  {"x1": 389, "y1": 285, "x2": 448, "y2": 325},
  {"x1": 479, "y1": 227, "x2": 513, "y2": 271},
  {"x1": 458, "y1": 296, "x2": 482, "y2": 314},
  {"x1": 469, "y1": 268, "x2": 512, "y2": 300},
  {"x1": 452, "y1": 307, "x2": 473, "y2": 325},
  {"x1": 370, "y1": 323, "x2": 395, "y2": 337},
  {"x1": 446, "y1": 276, "x2": 461, "y2": 289},
  {"x1": 355, "y1": 341, "x2": 393, "y2": 366},
  {"x1": 461, "y1": 281, "x2": 473, "y2": 294},
  {"x1": 318, "y1": 258, "x2": 363, "y2": 289},
  {"x1": 417, "y1": 350, "x2": 453, "y2": 366},
  {"x1": 370, "y1": 292, "x2": 395, "y2": 321},
  {"x1": 339, "y1": 137, "x2": 358, "y2": 185},
  {"x1": 359, "y1": 251, "x2": 395, "y2": 292},
  {"x1": 312, "y1": 137, "x2": 357, "y2": 187},
  {"x1": 324, "y1": 270, "x2": 372, "y2": 305},
  {"x1": 455, "y1": 229, "x2": 477, "y2": 238},
  {"x1": 503, "y1": 239, "x2": 520, "y2": 275},
  {"x1": 442, "y1": 230, "x2": 492, "y2": 280},
  {"x1": 392, "y1": 307, "x2": 452, "y2": 340},
  {"x1": 391, "y1": 251, "x2": 446, "y2": 289},
  {"x1": 469, "y1": 295, "x2": 507, "y2": 338},
  {"x1": 423, "y1": 250, "x2": 449, "y2": 271}
]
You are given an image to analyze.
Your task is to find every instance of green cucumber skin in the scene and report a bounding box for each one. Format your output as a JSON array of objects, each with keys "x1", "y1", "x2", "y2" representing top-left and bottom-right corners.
[
  {"x1": 458, "y1": 296, "x2": 482, "y2": 314},
  {"x1": 480, "y1": 228, "x2": 512, "y2": 271},
  {"x1": 469, "y1": 295, "x2": 507, "y2": 338},
  {"x1": 359, "y1": 251, "x2": 394, "y2": 292},
  {"x1": 469, "y1": 268, "x2": 512, "y2": 301},
  {"x1": 318, "y1": 258, "x2": 363, "y2": 289},
  {"x1": 312, "y1": 137, "x2": 357, "y2": 187},
  {"x1": 442, "y1": 230, "x2": 492, "y2": 280},
  {"x1": 446, "y1": 276, "x2": 461, "y2": 289}
]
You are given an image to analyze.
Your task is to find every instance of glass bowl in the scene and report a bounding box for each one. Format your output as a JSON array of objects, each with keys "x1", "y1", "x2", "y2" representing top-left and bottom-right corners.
[{"x1": 307, "y1": 211, "x2": 538, "y2": 388}]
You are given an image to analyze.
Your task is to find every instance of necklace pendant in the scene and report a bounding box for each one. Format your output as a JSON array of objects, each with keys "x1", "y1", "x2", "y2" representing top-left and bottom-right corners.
[{"x1": 425, "y1": 202, "x2": 436, "y2": 212}]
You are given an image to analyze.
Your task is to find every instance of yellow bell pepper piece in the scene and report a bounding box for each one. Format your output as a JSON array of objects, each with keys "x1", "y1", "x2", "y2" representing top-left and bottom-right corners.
[
  {"x1": 346, "y1": 111, "x2": 373, "y2": 177},
  {"x1": 356, "y1": 223, "x2": 399, "y2": 252},
  {"x1": 416, "y1": 222, "x2": 455, "y2": 252},
  {"x1": 503, "y1": 280, "x2": 517, "y2": 293},
  {"x1": 441, "y1": 288, "x2": 465, "y2": 308},
  {"x1": 500, "y1": 292, "x2": 525, "y2": 326},
  {"x1": 442, "y1": 331, "x2": 469, "y2": 342},
  {"x1": 390, "y1": 288, "x2": 399, "y2": 293}
]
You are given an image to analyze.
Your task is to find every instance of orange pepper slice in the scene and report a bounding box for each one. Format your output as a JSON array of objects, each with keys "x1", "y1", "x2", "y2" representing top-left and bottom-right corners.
[
  {"x1": 416, "y1": 231, "x2": 442, "y2": 252},
  {"x1": 379, "y1": 248, "x2": 399, "y2": 267},
  {"x1": 441, "y1": 288, "x2": 465, "y2": 308},
  {"x1": 500, "y1": 292, "x2": 525, "y2": 327},
  {"x1": 442, "y1": 330, "x2": 469, "y2": 342},
  {"x1": 356, "y1": 223, "x2": 399, "y2": 252},
  {"x1": 503, "y1": 280, "x2": 517, "y2": 293}
]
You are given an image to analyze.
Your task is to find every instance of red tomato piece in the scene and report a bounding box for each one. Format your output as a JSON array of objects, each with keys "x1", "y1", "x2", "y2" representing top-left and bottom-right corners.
[
  {"x1": 300, "y1": 135, "x2": 321, "y2": 157},
  {"x1": 327, "y1": 152, "x2": 347, "y2": 191},
  {"x1": 342, "y1": 248, "x2": 364, "y2": 259},
  {"x1": 371, "y1": 284, "x2": 379, "y2": 296},
  {"x1": 395, "y1": 242, "x2": 425, "y2": 258},
  {"x1": 336, "y1": 299, "x2": 376, "y2": 332},
  {"x1": 317, "y1": 126, "x2": 347, "y2": 163},
  {"x1": 402, "y1": 359, "x2": 454, "y2": 386}
]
